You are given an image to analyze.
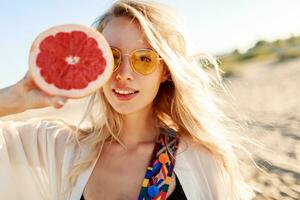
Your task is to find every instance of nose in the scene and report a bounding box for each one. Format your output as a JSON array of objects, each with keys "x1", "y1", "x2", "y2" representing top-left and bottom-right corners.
[{"x1": 115, "y1": 54, "x2": 134, "y2": 81}]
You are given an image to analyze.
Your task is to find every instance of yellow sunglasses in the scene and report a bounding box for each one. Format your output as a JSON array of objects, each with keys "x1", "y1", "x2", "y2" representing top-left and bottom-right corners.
[{"x1": 111, "y1": 47, "x2": 163, "y2": 75}]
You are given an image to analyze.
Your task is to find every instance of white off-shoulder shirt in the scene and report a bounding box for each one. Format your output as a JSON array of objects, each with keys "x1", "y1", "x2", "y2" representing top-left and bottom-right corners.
[{"x1": 0, "y1": 120, "x2": 251, "y2": 200}]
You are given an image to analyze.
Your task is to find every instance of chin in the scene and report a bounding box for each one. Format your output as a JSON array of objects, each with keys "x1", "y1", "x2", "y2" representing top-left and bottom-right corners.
[
  {"x1": 111, "y1": 105, "x2": 141, "y2": 115},
  {"x1": 112, "y1": 101, "x2": 153, "y2": 115}
]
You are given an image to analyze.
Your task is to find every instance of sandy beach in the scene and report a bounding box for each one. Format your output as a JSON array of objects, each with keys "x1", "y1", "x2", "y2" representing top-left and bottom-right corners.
[{"x1": 222, "y1": 58, "x2": 300, "y2": 199}]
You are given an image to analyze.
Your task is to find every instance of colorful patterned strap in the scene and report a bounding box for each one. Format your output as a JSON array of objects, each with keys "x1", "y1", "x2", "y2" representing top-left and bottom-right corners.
[{"x1": 138, "y1": 128, "x2": 180, "y2": 200}]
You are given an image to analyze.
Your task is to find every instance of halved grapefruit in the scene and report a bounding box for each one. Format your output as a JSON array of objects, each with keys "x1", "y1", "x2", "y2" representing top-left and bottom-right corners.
[{"x1": 29, "y1": 24, "x2": 113, "y2": 98}]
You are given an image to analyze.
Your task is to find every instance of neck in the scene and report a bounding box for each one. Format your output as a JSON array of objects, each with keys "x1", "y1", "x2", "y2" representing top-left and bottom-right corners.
[{"x1": 118, "y1": 105, "x2": 160, "y2": 149}]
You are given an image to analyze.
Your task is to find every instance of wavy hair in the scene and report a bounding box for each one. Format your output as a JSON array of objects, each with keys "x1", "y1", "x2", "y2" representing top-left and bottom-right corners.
[{"x1": 64, "y1": 0, "x2": 254, "y2": 199}]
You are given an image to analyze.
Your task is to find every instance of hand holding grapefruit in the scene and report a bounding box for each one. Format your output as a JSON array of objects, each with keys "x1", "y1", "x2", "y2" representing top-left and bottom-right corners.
[
  {"x1": 29, "y1": 24, "x2": 113, "y2": 98},
  {"x1": 16, "y1": 71, "x2": 68, "y2": 109}
]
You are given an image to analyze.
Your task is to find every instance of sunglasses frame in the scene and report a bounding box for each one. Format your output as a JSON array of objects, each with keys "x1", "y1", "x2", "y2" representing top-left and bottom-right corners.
[{"x1": 111, "y1": 47, "x2": 163, "y2": 75}]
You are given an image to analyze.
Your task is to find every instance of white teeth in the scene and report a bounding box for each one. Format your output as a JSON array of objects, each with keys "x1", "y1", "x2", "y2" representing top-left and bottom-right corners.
[{"x1": 114, "y1": 89, "x2": 137, "y2": 95}]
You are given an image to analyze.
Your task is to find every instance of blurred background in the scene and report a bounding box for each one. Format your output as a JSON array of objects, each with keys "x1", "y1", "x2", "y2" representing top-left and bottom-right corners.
[{"x1": 0, "y1": 0, "x2": 299, "y2": 199}]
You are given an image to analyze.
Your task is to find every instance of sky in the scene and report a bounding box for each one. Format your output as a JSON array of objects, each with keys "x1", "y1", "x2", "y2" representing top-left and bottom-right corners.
[{"x1": 0, "y1": 0, "x2": 300, "y2": 87}]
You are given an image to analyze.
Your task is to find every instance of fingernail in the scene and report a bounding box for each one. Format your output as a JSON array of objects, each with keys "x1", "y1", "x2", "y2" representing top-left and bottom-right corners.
[{"x1": 57, "y1": 99, "x2": 66, "y2": 105}]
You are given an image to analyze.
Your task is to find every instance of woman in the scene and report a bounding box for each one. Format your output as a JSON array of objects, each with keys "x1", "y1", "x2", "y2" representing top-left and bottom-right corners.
[{"x1": 0, "y1": 0, "x2": 254, "y2": 199}]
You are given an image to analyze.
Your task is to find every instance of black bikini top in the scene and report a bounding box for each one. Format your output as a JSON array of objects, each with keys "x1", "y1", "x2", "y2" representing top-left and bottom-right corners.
[
  {"x1": 163, "y1": 174, "x2": 187, "y2": 200},
  {"x1": 80, "y1": 174, "x2": 187, "y2": 200}
]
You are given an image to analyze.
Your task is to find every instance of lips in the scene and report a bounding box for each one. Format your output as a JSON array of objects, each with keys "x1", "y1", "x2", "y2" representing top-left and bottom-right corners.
[
  {"x1": 112, "y1": 85, "x2": 139, "y2": 101},
  {"x1": 112, "y1": 89, "x2": 139, "y2": 101},
  {"x1": 112, "y1": 88, "x2": 139, "y2": 94},
  {"x1": 112, "y1": 86, "x2": 139, "y2": 94}
]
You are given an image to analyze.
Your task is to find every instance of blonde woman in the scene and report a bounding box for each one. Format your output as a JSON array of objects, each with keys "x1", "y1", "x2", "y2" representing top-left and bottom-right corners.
[{"x1": 0, "y1": 0, "x2": 254, "y2": 199}]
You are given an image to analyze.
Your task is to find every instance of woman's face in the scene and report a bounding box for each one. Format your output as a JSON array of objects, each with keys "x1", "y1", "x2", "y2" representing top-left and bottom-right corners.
[{"x1": 102, "y1": 16, "x2": 169, "y2": 115}]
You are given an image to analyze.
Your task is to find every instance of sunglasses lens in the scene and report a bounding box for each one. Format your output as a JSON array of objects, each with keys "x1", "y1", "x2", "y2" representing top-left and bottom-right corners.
[
  {"x1": 131, "y1": 50, "x2": 159, "y2": 75},
  {"x1": 111, "y1": 48, "x2": 121, "y2": 71}
]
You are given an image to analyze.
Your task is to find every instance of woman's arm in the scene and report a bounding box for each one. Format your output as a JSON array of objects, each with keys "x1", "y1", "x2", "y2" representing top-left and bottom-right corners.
[
  {"x1": 0, "y1": 72, "x2": 68, "y2": 117},
  {"x1": 0, "y1": 72, "x2": 72, "y2": 199},
  {"x1": 0, "y1": 84, "x2": 26, "y2": 117}
]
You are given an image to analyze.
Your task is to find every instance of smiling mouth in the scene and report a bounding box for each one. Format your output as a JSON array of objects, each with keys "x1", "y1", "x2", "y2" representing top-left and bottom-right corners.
[
  {"x1": 112, "y1": 89, "x2": 139, "y2": 101},
  {"x1": 112, "y1": 89, "x2": 139, "y2": 95}
]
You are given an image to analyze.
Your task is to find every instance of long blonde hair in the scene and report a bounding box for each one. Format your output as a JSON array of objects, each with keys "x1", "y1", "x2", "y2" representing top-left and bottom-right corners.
[{"x1": 65, "y1": 0, "x2": 254, "y2": 199}]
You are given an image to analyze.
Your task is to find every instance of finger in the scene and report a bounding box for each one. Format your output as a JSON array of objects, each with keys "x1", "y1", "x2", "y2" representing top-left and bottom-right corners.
[{"x1": 49, "y1": 96, "x2": 68, "y2": 109}]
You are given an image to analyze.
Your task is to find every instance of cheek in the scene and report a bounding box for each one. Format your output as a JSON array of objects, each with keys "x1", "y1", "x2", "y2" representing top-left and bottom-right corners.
[
  {"x1": 102, "y1": 80, "x2": 113, "y2": 101},
  {"x1": 140, "y1": 72, "x2": 162, "y2": 100}
]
